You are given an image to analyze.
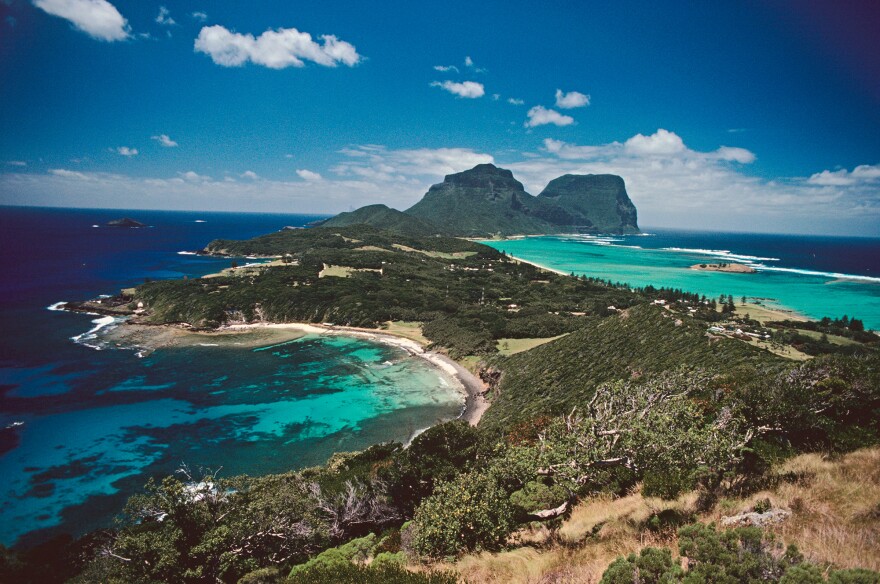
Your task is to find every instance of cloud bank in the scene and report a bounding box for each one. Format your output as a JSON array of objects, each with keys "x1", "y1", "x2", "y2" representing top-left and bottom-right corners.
[
  {"x1": 194, "y1": 25, "x2": 361, "y2": 69},
  {"x1": 2, "y1": 132, "x2": 877, "y2": 235}
]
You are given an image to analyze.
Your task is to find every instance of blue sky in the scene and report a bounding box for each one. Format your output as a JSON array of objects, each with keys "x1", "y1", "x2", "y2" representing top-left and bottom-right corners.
[{"x1": 1, "y1": 0, "x2": 878, "y2": 235}]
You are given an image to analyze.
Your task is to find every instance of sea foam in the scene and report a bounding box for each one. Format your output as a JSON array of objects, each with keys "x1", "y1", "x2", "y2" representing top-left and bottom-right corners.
[{"x1": 71, "y1": 316, "x2": 119, "y2": 349}]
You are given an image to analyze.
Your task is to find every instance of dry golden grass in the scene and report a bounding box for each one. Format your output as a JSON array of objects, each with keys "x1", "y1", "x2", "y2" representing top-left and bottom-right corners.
[
  {"x1": 753, "y1": 449, "x2": 879, "y2": 570},
  {"x1": 443, "y1": 447, "x2": 880, "y2": 582},
  {"x1": 496, "y1": 335, "x2": 568, "y2": 356}
]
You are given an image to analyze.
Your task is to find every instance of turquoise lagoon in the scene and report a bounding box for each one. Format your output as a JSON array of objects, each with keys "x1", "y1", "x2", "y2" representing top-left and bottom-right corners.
[
  {"x1": 1, "y1": 323, "x2": 463, "y2": 547},
  {"x1": 482, "y1": 232, "x2": 880, "y2": 330}
]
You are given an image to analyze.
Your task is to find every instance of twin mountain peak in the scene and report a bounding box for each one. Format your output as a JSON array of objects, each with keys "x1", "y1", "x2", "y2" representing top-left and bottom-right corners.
[{"x1": 318, "y1": 163, "x2": 639, "y2": 237}]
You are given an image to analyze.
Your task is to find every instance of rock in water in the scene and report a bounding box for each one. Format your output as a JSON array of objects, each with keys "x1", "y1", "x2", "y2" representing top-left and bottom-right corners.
[{"x1": 106, "y1": 217, "x2": 146, "y2": 228}]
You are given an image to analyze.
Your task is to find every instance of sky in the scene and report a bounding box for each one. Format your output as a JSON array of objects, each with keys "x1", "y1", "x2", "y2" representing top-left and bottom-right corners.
[{"x1": 0, "y1": 0, "x2": 878, "y2": 236}]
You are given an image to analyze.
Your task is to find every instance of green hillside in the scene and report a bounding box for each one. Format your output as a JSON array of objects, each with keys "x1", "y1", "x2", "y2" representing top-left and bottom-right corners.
[
  {"x1": 315, "y1": 204, "x2": 445, "y2": 237},
  {"x1": 481, "y1": 304, "x2": 784, "y2": 431}
]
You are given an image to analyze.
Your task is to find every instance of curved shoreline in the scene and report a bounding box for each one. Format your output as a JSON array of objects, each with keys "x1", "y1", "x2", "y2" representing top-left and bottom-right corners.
[
  {"x1": 101, "y1": 319, "x2": 490, "y2": 426},
  {"x1": 496, "y1": 251, "x2": 814, "y2": 324}
]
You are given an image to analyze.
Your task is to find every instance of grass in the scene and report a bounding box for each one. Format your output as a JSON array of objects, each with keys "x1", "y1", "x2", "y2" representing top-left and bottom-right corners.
[
  {"x1": 442, "y1": 447, "x2": 880, "y2": 582},
  {"x1": 795, "y1": 328, "x2": 862, "y2": 346},
  {"x1": 740, "y1": 336, "x2": 813, "y2": 361},
  {"x1": 382, "y1": 321, "x2": 430, "y2": 346},
  {"x1": 496, "y1": 335, "x2": 568, "y2": 356},
  {"x1": 391, "y1": 244, "x2": 477, "y2": 260},
  {"x1": 735, "y1": 302, "x2": 808, "y2": 324},
  {"x1": 318, "y1": 264, "x2": 382, "y2": 278}
]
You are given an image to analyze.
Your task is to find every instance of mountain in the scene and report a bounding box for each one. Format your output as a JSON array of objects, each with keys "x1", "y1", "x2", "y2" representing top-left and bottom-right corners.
[
  {"x1": 405, "y1": 164, "x2": 639, "y2": 236},
  {"x1": 537, "y1": 174, "x2": 639, "y2": 234},
  {"x1": 314, "y1": 204, "x2": 444, "y2": 237},
  {"x1": 318, "y1": 164, "x2": 640, "y2": 238},
  {"x1": 405, "y1": 164, "x2": 557, "y2": 237}
]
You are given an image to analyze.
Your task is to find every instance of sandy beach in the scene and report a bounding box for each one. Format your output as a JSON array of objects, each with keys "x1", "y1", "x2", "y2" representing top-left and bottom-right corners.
[
  {"x1": 505, "y1": 254, "x2": 569, "y2": 276},
  {"x1": 103, "y1": 320, "x2": 490, "y2": 426}
]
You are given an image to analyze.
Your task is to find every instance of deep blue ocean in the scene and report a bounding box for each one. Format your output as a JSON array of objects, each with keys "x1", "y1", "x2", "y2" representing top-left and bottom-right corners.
[{"x1": 0, "y1": 207, "x2": 465, "y2": 548}]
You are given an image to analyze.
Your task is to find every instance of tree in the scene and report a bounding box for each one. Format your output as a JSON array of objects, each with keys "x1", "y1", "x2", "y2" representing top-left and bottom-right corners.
[{"x1": 534, "y1": 371, "x2": 756, "y2": 499}]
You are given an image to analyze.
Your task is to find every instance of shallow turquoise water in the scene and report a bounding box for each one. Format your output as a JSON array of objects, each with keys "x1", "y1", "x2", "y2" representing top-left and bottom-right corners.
[
  {"x1": 0, "y1": 333, "x2": 463, "y2": 546},
  {"x1": 482, "y1": 234, "x2": 880, "y2": 330}
]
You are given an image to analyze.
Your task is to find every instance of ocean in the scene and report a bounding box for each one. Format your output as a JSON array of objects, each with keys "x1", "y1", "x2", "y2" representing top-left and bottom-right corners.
[
  {"x1": 481, "y1": 229, "x2": 880, "y2": 330},
  {"x1": 0, "y1": 207, "x2": 465, "y2": 548}
]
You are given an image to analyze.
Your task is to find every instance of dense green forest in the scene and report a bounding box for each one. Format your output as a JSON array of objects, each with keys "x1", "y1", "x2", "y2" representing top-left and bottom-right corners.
[{"x1": 7, "y1": 225, "x2": 879, "y2": 583}]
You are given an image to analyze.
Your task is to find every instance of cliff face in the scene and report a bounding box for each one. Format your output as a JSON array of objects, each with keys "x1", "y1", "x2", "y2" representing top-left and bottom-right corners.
[{"x1": 537, "y1": 174, "x2": 639, "y2": 234}]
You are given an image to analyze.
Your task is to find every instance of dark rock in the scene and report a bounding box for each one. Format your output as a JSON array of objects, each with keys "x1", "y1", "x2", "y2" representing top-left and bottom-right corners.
[{"x1": 106, "y1": 217, "x2": 145, "y2": 228}]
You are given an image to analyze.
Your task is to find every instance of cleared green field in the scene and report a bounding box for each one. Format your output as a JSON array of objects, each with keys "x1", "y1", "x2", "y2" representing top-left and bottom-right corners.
[{"x1": 496, "y1": 335, "x2": 568, "y2": 356}]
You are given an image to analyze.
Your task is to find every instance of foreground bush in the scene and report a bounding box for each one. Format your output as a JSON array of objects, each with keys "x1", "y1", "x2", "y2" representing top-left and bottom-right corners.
[
  {"x1": 600, "y1": 522, "x2": 880, "y2": 583},
  {"x1": 410, "y1": 471, "x2": 516, "y2": 558},
  {"x1": 286, "y1": 562, "x2": 459, "y2": 583}
]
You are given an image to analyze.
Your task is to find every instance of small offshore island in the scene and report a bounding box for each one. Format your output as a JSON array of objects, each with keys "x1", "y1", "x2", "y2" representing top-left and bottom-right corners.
[
  {"x1": 15, "y1": 165, "x2": 880, "y2": 583},
  {"x1": 690, "y1": 262, "x2": 757, "y2": 273}
]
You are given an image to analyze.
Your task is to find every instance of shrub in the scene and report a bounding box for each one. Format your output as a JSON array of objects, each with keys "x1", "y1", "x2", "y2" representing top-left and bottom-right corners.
[
  {"x1": 599, "y1": 547, "x2": 682, "y2": 584},
  {"x1": 509, "y1": 481, "x2": 568, "y2": 518},
  {"x1": 238, "y1": 566, "x2": 281, "y2": 584},
  {"x1": 371, "y1": 551, "x2": 406, "y2": 569},
  {"x1": 288, "y1": 534, "x2": 377, "y2": 577},
  {"x1": 286, "y1": 562, "x2": 459, "y2": 584},
  {"x1": 829, "y1": 570, "x2": 880, "y2": 584},
  {"x1": 410, "y1": 471, "x2": 516, "y2": 558},
  {"x1": 601, "y1": 522, "x2": 880, "y2": 583}
]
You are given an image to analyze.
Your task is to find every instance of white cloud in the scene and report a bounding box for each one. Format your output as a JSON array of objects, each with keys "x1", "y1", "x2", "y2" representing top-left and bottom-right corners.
[
  {"x1": 464, "y1": 56, "x2": 474, "y2": 67},
  {"x1": 155, "y1": 6, "x2": 175, "y2": 26},
  {"x1": 48, "y1": 168, "x2": 90, "y2": 180},
  {"x1": 808, "y1": 164, "x2": 880, "y2": 186},
  {"x1": 507, "y1": 98, "x2": 524, "y2": 105},
  {"x1": 624, "y1": 128, "x2": 686, "y2": 156},
  {"x1": 33, "y1": 0, "x2": 129, "y2": 41},
  {"x1": 525, "y1": 105, "x2": 574, "y2": 127},
  {"x1": 433, "y1": 65, "x2": 459, "y2": 73},
  {"x1": 194, "y1": 25, "x2": 361, "y2": 69},
  {"x1": 179, "y1": 170, "x2": 210, "y2": 182},
  {"x1": 713, "y1": 146, "x2": 756, "y2": 164},
  {"x1": 6, "y1": 160, "x2": 27, "y2": 167},
  {"x1": 542, "y1": 138, "x2": 606, "y2": 159},
  {"x1": 191, "y1": 11, "x2": 207, "y2": 22},
  {"x1": 296, "y1": 169, "x2": 322, "y2": 181},
  {"x1": 115, "y1": 146, "x2": 138, "y2": 157},
  {"x1": 151, "y1": 134, "x2": 178, "y2": 148},
  {"x1": 500, "y1": 132, "x2": 880, "y2": 235},
  {"x1": 241, "y1": 170, "x2": 259, "y2": 180},
  {"x1": 1, "y1": 148, "x2": 493, "y2": 214},
  {"x1": 430, "y1": 80, "x2": 485, "y2": 99},
  {"x1": 554, "y1": 89, "x2": 590, "y2": 109},
  {"x1": 333, "y1": 146, "x2": 493, "y2": 182}
]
